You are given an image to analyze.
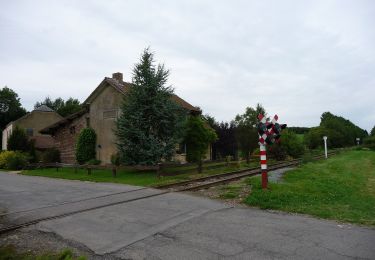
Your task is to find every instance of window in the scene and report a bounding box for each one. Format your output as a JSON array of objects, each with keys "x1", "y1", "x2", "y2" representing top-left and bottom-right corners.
[
  {"x1": 176, "y1": 143, "x2": 187, "y2": 154},
  {"x1": 103, "y1": 109, "x2": 118, "y2": 119},
  {"x1": 86, "y1": 116, "x2": 90, "y2": 127},
  {"x1": 25, "y1": 128, "x2": 33, "y2": 136},
  {"x1": 69, "y1": 126, "x2": 76, "y2": 134}
]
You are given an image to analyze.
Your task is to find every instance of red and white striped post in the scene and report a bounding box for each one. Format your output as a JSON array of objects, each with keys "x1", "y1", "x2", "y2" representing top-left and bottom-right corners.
[
  {"x1": 258, "y1": 114, "x2": 269, "y2": 189},
  {"x1": 257, "y1": 114, "x2": 285, "y2": 189},
  {"x1": 260, "y1": 144, "x2": 268, "y2": 189}
]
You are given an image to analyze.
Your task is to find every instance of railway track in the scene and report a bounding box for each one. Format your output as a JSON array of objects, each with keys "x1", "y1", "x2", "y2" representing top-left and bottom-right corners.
[
  {"x1": 156, "y1": 152, "x2": 337, "y2": 192},
  {"x1": 0, "y1": 152, "x2": 337, "y2": 235}
]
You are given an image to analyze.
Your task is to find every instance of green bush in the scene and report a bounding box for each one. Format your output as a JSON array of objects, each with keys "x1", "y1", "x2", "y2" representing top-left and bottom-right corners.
[
  {"x1": 279, "y1": 129, "x2": 305, "y2": 158},
  {"x1": 87, "y1": 159, "x2": 101, "y2": 165},
  {"x1": 252, "y1": 148, "x2": 260, "y2": 156},
  {"x1": 0, "y1": 151, "x2": 28, "y2": 170},
  {"x1": 268, "y1": 143, "x2": 287, "y2": 161},
  {"x1": 363, "y1": 136, "x2": 375, "y2": 150},
  {"x1": 110, "y1": 153, "x2": 120, "y2": 166},
  {"x1": 0, "y1": 151, "x2": 15, "y2": 168},
  {"x1": 7, "y1": 126, "x2": 30, "y2": 152},
  {"x1": 75, "y1": 128, "x2": 96, "y2": 164},
  {"x1": 42, "y1": 148, "x2": 61, "y2": 163},
  {"x1": 304, "y1": 126, "x2": 345, "y2": 149}
]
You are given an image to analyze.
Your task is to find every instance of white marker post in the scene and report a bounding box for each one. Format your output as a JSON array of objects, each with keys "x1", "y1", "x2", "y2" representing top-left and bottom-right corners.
[{"x1": 323, "y1": 136, "x2": 328, "y2": 159}]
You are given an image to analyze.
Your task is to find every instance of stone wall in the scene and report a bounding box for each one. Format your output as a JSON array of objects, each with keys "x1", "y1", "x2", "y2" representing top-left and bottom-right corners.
[{"x1": 89, "y1": 85, "x2": 123, "y2": 164}]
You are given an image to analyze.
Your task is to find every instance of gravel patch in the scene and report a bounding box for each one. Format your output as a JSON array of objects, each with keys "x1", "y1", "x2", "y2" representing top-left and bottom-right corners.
[{"x1": 268, "y1": 167, "x2": 295, "y2": 183}]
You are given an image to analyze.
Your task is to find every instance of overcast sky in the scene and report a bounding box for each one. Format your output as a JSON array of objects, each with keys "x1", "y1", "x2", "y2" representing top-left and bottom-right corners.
[{"x1": 1, "y1": 0, "x2": 374, "y2": 131}]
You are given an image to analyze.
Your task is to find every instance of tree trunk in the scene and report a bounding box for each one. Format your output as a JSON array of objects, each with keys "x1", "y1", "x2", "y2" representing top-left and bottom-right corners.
[{"x1": 112, "y1": 167, "x2": 117, "y2": 178}]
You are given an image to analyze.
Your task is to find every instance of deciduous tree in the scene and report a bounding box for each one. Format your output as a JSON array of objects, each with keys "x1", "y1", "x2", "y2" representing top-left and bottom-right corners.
[
  {"x1": 0, "y1": 86, "x2": 27, "y2": 142},
  {"x1": 35, "y1": 97, "x2": 81, "y2": 117},
  {"x1": 234, "y1": 104, "x2": 266, "y2": 163},
  {"x1": 184, "y1": 115, "x2": 217, "y2": 172}
]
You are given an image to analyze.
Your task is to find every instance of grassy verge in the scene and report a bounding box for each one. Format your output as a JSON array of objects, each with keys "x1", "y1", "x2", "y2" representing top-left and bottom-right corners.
[
  {"x1": 19, "y1": 160, "x2": 264, "y2": 187},
  {"x1": 0, "y1": 246, "x2": 86, "y2": 260},
  {"x1": 245, "y1": 150, "x2": 375, "y2": 226}
]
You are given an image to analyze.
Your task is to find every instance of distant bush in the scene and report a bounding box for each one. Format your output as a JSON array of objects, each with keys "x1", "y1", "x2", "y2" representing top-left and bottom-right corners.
[
  {"x1": 28, "y1": 140, "x2": 38, "y2": 163},
  {"x1": 0, "y1": 151, "x2": 28, "y2": 170},
  {"x1": 7, "y1": 126, "x2": 30, "y2": 152},
  {"x1": 304, "y1": 126, "x2": 345, "y2": 149},
  {"x1": 75, "y1": 128, "x2": 96, "y2": 164},
  {"x1": 363, "y1": 136, "x2": 375, "y2": 150},
  {"x1": 42, "y1": 148, "x2": 61, "y2": 163},
  {"x1": 252, "y1": 148, "x2": 260, "y2": 156},
  {"x1": 87, "y1": 159, "x2": 101, "y2": 165},
  {"x1": 110, "y1": 153, "x2": 120, "y2": 166},
  {"x1": 0, "y1": 151, "x2": 14, "y2": 168},
  {"x1": 279, "y1": 129, "x2": 305, "y2": 158},
  {"x1": 268, "y1": 143, "x2": 287, "y2": 161}
]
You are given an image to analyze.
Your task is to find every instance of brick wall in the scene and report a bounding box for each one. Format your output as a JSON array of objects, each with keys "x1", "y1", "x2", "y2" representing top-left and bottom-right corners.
[{"x1": 53, "y1": 113, "x2": 88, "y2": 164}]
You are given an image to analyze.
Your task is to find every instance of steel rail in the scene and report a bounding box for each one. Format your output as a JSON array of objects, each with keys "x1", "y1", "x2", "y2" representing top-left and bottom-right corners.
[{"x1": 157, "y1": 152, "x2": 336, "y2": 191}]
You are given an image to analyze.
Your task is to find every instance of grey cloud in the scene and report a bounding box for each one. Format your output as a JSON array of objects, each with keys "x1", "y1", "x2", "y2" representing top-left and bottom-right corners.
[{"x1": 0, "y1": 0, "x2": 374, "y2": 131}]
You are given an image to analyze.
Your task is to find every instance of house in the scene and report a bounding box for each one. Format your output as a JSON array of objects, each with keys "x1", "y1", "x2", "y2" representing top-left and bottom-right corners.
[
  {"x1": 40, "y1": 72, "x2": 204, "y2": 164},
  {"x1": 2, "y1": 105, "x2": 63, "y2": 150}
]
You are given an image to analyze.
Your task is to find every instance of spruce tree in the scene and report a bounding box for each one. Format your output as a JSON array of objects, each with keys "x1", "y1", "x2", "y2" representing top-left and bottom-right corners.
[{"x1": 115, "y1": 49, "x2": 185, "y2": 165}]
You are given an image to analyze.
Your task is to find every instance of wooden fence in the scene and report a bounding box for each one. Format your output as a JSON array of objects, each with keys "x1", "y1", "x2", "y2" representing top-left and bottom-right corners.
[{"x1": 24, "y1": 158, "x2": 257, "y2": 177}]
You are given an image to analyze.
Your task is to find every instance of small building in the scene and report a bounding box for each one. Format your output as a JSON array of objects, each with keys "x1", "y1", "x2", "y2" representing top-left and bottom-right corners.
[
  {"x1": 41, "y1": 72, "x2": 204, "y2": 164},
  {"x1": 2, "y1": 105, "x2": 63, "y2": 150}
]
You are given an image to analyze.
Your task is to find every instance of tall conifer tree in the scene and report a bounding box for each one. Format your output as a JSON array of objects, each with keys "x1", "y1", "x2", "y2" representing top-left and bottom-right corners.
[{"x1": 115, "y1": 49, "x2": 185, "y2": 165}]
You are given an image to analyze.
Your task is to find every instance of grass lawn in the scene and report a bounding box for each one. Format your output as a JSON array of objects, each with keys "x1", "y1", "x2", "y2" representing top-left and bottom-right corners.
[
  {"x1": 245, "y1": 150, "x2": 375, "y2": 226},
  {"x1": 20, "y1": 160, "x2": 264, "y2": 187}
]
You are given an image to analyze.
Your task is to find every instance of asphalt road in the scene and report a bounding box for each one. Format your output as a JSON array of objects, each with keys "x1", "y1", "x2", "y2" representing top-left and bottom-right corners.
[{"x1": 0, "y1": 172, "x2": 374, "y2": 259}]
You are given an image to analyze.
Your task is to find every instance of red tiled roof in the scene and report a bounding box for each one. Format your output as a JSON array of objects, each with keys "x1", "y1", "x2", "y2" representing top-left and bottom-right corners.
[{"x1": 85, "y1": 77, "x2": 200, "y2": 112}]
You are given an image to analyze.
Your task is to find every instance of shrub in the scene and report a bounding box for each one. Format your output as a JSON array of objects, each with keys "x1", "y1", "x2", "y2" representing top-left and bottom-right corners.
[
  {"x1": 0, "y1": 151, "x2": 16, "y2": 168},
  {"x1": 252, "y1": 148, "x2": 260, "y2": 156},
  {"x1": 75, "y1": 128, "x2": 96, "y2": 164},
  {"x1": 110, "y1": 153, "x2": 120, "y2": 166},
  {"x1": 7, "y1": 126, "x2": 30, "y2": 152},
  {"x1": 363, "y1": 136, "x2": 375, "y2": 150},
  {"x1": 279, "y1": 129, "x2": 305, "y2": 158},
  {"x1": 268, "y1": 143, "x2": 287, "y2": 161},
  {"x1": 42, "y1": 148, "x2": 61, "y2": 163},
  {"x1": 87, "y1": 159, "x2": 101, "y2": 165},
  {"x1": 0, "y1": 151, "x2": 28, "y2": 170},
  {"x1": 28, "y1": 140, "x2": 38, "y2": 163}
]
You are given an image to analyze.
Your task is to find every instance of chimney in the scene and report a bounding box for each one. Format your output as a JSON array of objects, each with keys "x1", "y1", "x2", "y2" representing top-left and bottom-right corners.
[{"x1": 112, "y1": 72, "x2": 123, "y2": 82}]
